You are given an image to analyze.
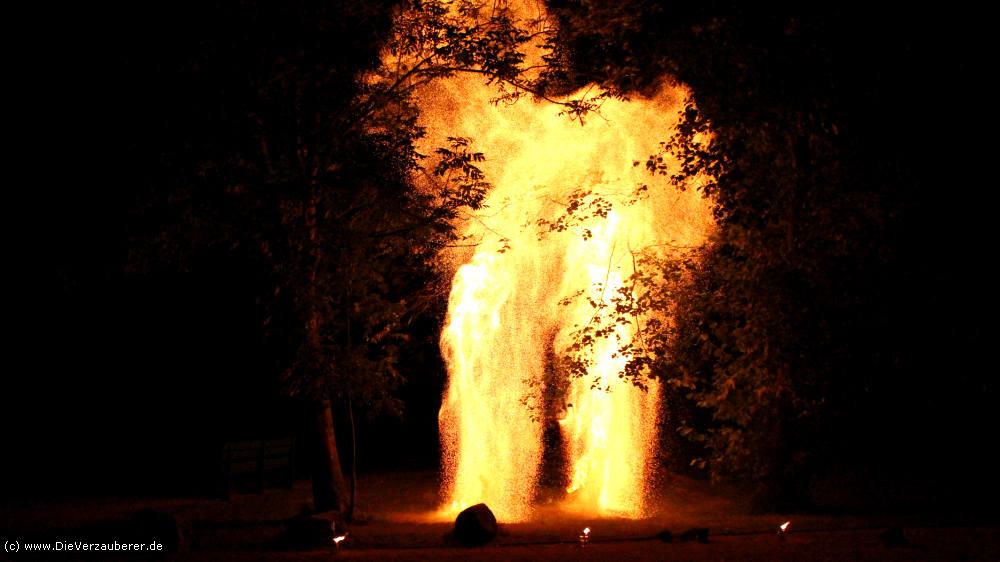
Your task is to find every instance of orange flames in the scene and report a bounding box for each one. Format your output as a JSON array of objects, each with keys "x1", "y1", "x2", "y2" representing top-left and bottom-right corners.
[{"x1": 400, "y1": 2, "x2": 715, "y2": 522}]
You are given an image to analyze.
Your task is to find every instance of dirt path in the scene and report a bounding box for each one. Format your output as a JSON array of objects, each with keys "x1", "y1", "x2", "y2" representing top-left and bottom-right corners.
[
  {"x1": 173, "y1": 527, "x2": 1000, "y2": 561},
  {"x1": 4, "y1": 471, "x2": 998, "y2": 560}
]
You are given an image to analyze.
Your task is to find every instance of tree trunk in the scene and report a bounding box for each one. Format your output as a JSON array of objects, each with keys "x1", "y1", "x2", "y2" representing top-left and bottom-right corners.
[
  {"x1": 302, "y1": 176, "x2": 350, "y2": 513},
  {"x1": 310, "y1": 397, "x2": 350, "y2": 513},
  {"x1": 347, "y1": 396, "x2": 357, "y2": 522}
]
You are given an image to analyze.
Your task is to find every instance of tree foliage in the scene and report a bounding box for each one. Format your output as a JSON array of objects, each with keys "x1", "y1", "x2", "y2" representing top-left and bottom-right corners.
[
  {"x1": 119, "y1": 0, "x2": 995, "y2": 510},
  {"x1": 131, "y1": 0, "x2": 572, "y2": 410},
  {"x1": 128, "y1": 0, "x2": 614, "y2": 512},
  {"x1": 543, "y1": 4, "x2": 996, "y2": 504}
]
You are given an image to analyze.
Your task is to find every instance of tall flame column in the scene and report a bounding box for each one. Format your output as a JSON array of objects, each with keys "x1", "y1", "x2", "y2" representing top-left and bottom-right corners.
[
  {"x1": 427, "y1": 77, "x2": 713, "y2": 521},
  {"x1": 439, "y1": 250, "x2": 557, "y2": 522}
]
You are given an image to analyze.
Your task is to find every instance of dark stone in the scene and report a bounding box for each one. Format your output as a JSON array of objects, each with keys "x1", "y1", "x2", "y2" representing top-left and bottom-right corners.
[
  {"x1": 680, "y1": 527, "x2": 709, "y2": 543},
  {"x1": 656, "y1": 529, "x2": 673, "y2": 543},
  {"x1": 453, "y1": 503, "x2": 498, "y2": 546},
  {"x1": 879, "y1": 527, "x2": 909, "y2": 548},
  {"x1": 127, "y1": 509, "x2": 187, "y2": 552}
]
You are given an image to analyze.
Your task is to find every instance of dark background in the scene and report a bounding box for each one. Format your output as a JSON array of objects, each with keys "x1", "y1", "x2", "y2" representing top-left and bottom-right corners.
[
  {"x1": 7, "y1": 1, "x2": 444, "y2": 499},
  {"x1": 5, "y1": 3, "x2": 997, "y2": 509}
]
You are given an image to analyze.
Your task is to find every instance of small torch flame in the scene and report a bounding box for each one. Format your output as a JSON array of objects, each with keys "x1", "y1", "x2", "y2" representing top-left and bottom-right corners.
[
  {"x1": 777, "y1": 521, "x2": 791, "y2": 541},
  {"x1": 333, "y1": 535, "x2": 347, "y2": 546},
  {"x1": 583, "y1": 527, "x2": 591, "y2": 536}
]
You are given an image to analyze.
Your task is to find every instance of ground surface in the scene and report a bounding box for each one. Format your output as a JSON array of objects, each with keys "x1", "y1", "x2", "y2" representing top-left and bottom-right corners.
[{"x1": 3, "y1": 471, "x2": 998, "y2": 560}]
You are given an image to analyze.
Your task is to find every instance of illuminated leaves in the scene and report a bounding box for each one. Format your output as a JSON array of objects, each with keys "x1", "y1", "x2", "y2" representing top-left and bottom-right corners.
[
  {"x1": 368, "y1": 0, "x2": 615, "y2": 132},
  {"x1": 533, "y1": 189, "x2": 626, "y2": 240},
  {"x1": 376, "y1": 1, "x2": 540, "y2": 99},
  {"x1": 558, "y1": 248, "x2": 701, "y2": 395},
  {"x1": 645, "y1": 101, "x2": 722, "y2": 200},
  {"x1": 432, "y1": 136, "x2": 491, "y2": 210}
]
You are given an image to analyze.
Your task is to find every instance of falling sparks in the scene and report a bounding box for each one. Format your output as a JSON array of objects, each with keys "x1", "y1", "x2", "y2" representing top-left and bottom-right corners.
[{"x1": 403, "y1": 1, "x2": 715, "y2": 522}]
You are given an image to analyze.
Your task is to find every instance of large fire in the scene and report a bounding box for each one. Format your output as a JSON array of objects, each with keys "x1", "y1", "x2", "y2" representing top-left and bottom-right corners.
[{"x1": 401, "y1": 3, "x2": 714, "y2": 522}]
